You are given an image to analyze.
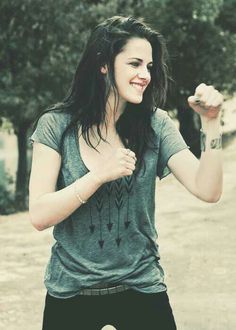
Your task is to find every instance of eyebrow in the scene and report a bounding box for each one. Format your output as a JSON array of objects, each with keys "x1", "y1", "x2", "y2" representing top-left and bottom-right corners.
[{"x1": 128, "y1": 57, "x2": 153, "y2": 65}]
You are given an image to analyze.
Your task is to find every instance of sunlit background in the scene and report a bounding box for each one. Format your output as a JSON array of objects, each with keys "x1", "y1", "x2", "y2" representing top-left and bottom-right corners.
[{"x1": 1, "y1": 1, "x2": 236, "y2": 329}]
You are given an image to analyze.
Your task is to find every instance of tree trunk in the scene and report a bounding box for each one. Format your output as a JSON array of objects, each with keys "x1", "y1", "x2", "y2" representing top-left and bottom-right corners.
[
  {"x1": 177, "y1": 106, "x2": 201, "y2": 158},
  {"x1": 15, "y1": 124, "x2": 28, "y2": 210}
]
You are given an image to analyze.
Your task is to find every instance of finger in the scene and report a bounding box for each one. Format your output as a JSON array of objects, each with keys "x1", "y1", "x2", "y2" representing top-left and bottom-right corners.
[
  {"x1": 124, "y1": 149, "x2": 137, "y2": 160},
  {"x1": 125, "y1": 162, "x2": 135, "y2": 171},
  {"x1": 121, "y1": 148, "x2": 129, "y2": 153},
  {"x1": 125, "y1": 169, "x2": 133, "y2": 176},
  {"x1": 205, "y1": 91, "x2": 220, "y2": 107},
  {"x1": 200, "y1": 87, "x2": 217, "y2": 107},
  {"x1": 211, "y1": 93, "x2": 224, "y2": 107},
  {"x1": 195, "y1": 83, "x2": 207, "y2": 97},
  {"x1": 188, "y1": 95, "x2": 198, "y2": 104},
  {"x1": 200, "y1": 85, "x2": 215, "y2": 105},
  {"x1": 125, "y1": 155, "x2": 136, "y2": 165},
  {"x1": 122, "y1": 148, "x2": 131, "y2": 156},
  {"x1": 188, "y1": 96, "x2": 207, "y2": 114},
  {"x1": 188, "y1": 95, "x2": 203, "y2": 107},
  {"x1": 125, "y1": 148, "x2": 131, "y2": 155},
  {"x1": 204, "y1": 89, "x2": 223, "y2": 108},
  {"x1": 120, "y1": 160, "x2": 134, "y2": 171}
]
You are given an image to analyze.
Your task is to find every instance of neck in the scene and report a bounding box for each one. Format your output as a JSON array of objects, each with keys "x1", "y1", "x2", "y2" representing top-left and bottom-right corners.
[{"x1": 103, "y1": 94, "x2": 126, "y2": 130}]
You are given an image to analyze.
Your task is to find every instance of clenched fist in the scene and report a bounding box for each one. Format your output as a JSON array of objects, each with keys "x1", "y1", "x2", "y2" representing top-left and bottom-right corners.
[{"x1": 188, "y1": 83, "x2": 224, "y2": 119}]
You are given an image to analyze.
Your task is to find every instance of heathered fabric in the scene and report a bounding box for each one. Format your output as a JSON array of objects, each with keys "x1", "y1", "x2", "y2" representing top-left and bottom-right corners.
[{"x1": 30, "y1": 109, "x2": 188, "y2": 298}]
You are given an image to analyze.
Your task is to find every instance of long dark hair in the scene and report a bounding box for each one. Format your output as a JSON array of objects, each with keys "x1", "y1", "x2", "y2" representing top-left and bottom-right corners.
[{"x1": 33, "y1": 16, "x2": 170, "y2": 177}]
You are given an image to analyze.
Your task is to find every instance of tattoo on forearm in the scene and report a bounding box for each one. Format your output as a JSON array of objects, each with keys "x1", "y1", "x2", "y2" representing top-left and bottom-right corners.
[
  {"x1": 210, "y1": 136, "x2": 222, "y2": 149},
  {"x1": 200, "y1": 130, "x2": 206, "y2": 152},
  {"x1": 200, "y1": 130, "x2": 222, "y2": 152}
]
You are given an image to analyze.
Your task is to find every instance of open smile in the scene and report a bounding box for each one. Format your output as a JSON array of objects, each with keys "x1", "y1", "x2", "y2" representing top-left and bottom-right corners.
[{"x1": 130, "y1": 82, "x2": 147, "y2": 93}]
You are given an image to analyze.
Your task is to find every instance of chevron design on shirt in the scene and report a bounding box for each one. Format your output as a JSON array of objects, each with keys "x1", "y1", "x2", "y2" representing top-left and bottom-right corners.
[
  {"x1": 89, "y1": 177, "x2": 134, "y2": 248},
  {"x1": 114, "y1": 178, "x2": 124, "y2": 246},
  {"x1": 124, "y1": 176, "x2": 134, "y2": 229},
  {"x1": 89, "y1": 203, "x2": 95, "y2": 233},
  {"x1": 114, "y1": 179, "x2": 124, "y2": 209},
  {"x1": 106, "y1": 182, "x2": 113, "y2": 231},
  {"x1": 124, "y1": 175, "x2": 134, "y2": 194},
  {"x1": 95, "y1": 187, "x2": 105, "y2": 248}
]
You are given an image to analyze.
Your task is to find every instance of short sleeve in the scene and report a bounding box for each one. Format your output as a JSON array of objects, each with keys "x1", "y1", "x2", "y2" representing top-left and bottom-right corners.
[
  {"x1": 29, "y1": 112, "x2": 65, "y2": 154},
  {"x1": 156, "y1": 112, "x2": 189, "y2": 179}
]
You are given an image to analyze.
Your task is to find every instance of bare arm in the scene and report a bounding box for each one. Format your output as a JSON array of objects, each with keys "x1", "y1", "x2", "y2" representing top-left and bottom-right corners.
[
  {"x1": 29, "y1": 142, "x2": 102, "y2": 231},
  {"x1": 167, "y1": 84, "x2": 223, "y2": 203},
  {"x1": 29, "y1": 142, "x2": 136, "y2": 231}
]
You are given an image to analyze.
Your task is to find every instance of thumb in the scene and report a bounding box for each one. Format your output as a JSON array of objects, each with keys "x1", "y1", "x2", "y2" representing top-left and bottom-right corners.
[{"x1": 188, "y1": 96, "x2": 200, "y2": 105}]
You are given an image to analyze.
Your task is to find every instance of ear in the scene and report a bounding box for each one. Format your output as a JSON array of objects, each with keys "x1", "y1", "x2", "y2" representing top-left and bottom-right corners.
[{"x1": 100, "y1": 64, "x2": 108, "y2": 74}]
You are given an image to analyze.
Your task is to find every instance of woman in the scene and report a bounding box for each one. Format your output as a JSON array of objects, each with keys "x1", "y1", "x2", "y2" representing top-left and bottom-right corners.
[{"x1": 29, "y1": 16, "x2": 223, "y2": 330}]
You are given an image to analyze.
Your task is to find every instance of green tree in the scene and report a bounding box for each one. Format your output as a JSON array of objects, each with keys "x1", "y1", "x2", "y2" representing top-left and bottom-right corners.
[
  {"x1": 0, "y1": 0, "x2": 83, "y2": 209},
  {"x1": 2, "y1": 0, "x2": 235, "y2": 211},
  {"x1": 216, "y1": 0, "x2": 236, "y2": 33},
  {"x1": 138, "y1": 0, "x2": 236, "y2": 156},
  {"x1": 0, "y1": 0, "x2": 135, "y2": 211}
]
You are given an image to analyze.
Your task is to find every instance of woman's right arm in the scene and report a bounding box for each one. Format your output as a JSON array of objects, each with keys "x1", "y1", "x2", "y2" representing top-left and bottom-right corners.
[
  {"x1": 29, "y1": 142, "x2": 102, "y2": 231},
  {"x1": 29, "y1": 142, "x2": 137, "y2": 231}
]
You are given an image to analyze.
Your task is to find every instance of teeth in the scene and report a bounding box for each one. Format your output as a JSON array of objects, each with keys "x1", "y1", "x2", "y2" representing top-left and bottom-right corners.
[{"x1": 131, "y1": 83, "x2": 144, "y2": 91}]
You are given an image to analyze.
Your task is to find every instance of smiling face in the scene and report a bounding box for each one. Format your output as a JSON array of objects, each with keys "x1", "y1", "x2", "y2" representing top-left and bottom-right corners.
[{"x1": 113, "y1": 37, "x2": 153, "y2": 105}]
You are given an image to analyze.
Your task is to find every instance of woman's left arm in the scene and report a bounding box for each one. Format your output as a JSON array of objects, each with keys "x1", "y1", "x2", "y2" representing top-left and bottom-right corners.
[{"x1": 168, "y1": 83, "x2": 224, "y2": 203}]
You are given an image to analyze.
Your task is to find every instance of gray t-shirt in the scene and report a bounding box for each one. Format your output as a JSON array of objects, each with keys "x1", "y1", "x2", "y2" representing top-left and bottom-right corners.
[{"x1": 30, "y1": 109, "x2": 188, "y2": 298}]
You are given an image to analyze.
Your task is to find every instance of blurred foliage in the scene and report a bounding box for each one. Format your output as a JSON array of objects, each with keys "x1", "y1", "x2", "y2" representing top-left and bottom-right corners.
[
  {"x1": 216, "y1": 0, "x2": 236, "y2": 33},
  {"x1": 137, "y1": 0, "x2": 236, "y2": 108},
  {"x1": 0, "y1": 0, "x2": 136, "y2": 128},
  {"x1": 1, "y1": 0, "x2": 235, "y2": 127},
  {"x1": 0, "y1": 118, "x2": 14, "y2": 133},
  {"x1": 0, "y1": 0, "x2": 83, "y2": 127},
  {"x1": 0, "y1": 0, "x2": 136, "y2": 211},
  {"x1": 1, "y1": 0, "x2": 236, "y2": 124},
  {"x1": 0, "y1": 0, "x2": 236, "y2": 211},
  {"x1": 136, "y1": 0, "x2": 236, "y2": 155},
  {"x1": 0, "y1": 173, "x2": 16, "y2": 215}
]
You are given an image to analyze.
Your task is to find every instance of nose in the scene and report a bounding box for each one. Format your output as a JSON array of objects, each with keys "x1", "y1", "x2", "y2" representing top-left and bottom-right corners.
[{"x1": 137, "y1": 67, "x2": 151, "y2": 81}]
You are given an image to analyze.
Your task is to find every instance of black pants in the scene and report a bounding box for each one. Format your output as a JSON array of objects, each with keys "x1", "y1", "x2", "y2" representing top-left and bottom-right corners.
[{"x1": 42, "y1": 289, "x2": 177, "y2": 330}]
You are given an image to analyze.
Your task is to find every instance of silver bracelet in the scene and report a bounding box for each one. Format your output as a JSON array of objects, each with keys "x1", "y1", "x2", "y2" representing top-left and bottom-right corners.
[{"x1": 74, "y1": 180, "x2": 87, "y2": 204}]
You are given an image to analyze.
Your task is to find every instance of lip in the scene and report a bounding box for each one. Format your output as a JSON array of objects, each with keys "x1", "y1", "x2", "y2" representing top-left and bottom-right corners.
[{"x1": 130, "y1": 82, "x2": 148, "y2": 92}]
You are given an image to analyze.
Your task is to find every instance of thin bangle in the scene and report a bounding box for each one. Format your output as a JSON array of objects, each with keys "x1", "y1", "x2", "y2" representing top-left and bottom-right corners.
[{"x1": 74, "y1": 179, "x2": 87, "y2": 204}]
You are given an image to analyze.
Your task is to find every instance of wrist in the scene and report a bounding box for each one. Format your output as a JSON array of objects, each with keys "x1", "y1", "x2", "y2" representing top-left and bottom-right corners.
[
  {"x1": 74, "y1": 179, "x2": 88, "y2": 204},
  {"x1": 200, "y1": 114, "x2": 221, "y2": 132},
  {"x1": 89, "y1": 170, "x2": 105, "y2": 186},
  {"x1": 200, "y1": 128, "x2": 222, "y2": 152}
]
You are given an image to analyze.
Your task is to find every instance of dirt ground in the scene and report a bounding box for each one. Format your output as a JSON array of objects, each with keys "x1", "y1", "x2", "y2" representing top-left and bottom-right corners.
[{"x1": 0, "y1": 139, "x2": 236, "y2": 330}]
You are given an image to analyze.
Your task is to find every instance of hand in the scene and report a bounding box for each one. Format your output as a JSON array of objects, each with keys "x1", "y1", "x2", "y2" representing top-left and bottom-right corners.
[
  {"x1": 188, "y1": 83, "x2": 224, "y2": 120},
  {"x1": 91, "y1": 148, "x2": 137, "y2": 184}
]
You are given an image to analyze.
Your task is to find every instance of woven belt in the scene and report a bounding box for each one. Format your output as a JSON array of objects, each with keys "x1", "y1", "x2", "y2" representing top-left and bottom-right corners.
[{"x1": 79, "y1": 284, "x2": 129, "y2": 296}]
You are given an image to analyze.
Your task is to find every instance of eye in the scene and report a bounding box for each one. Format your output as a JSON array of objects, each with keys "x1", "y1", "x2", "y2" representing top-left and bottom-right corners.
[
  {"x1": 129, "y1": 62, "x2": 153, "y2": 73},
  {"x1": 130, "y1": 62, "x2": 139, "y2": 67}
]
